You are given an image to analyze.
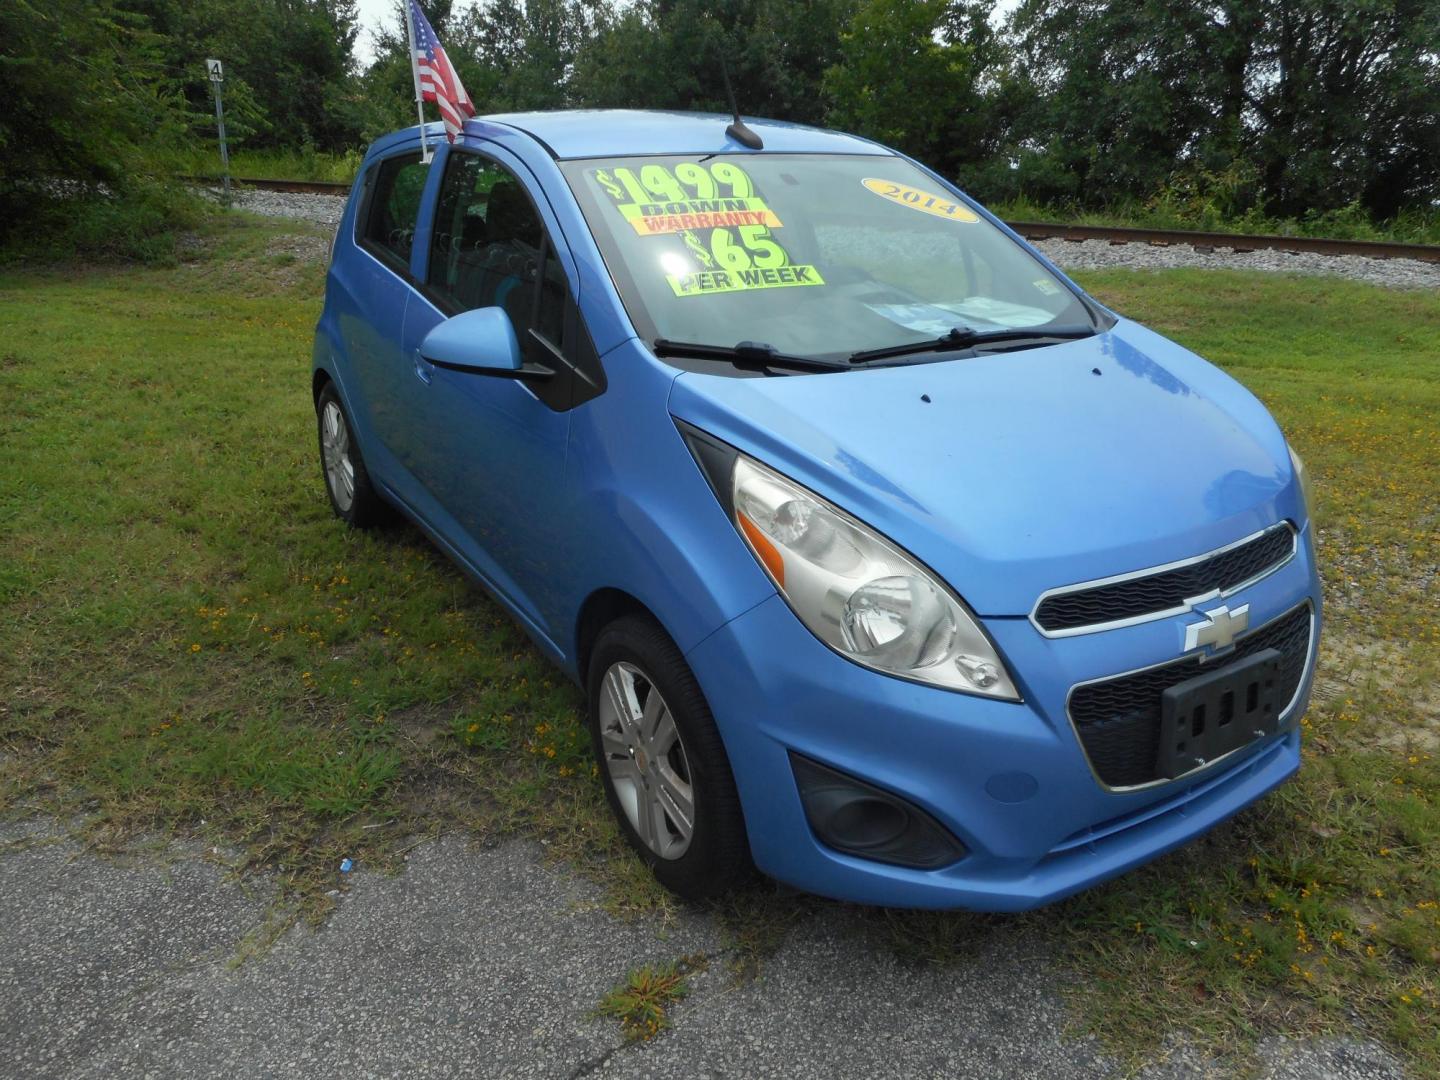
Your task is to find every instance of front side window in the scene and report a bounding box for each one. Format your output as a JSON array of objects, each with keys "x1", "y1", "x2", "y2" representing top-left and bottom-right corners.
[
  {"x1": 427, "y1": 152, "x2": 565, "y2": 350},
  {"x1": 361, "y1": 153, "x2": 429, "y2": 268},
  {"x1": 562, "y1": 154, "x2": 1100, "y2": 363}
]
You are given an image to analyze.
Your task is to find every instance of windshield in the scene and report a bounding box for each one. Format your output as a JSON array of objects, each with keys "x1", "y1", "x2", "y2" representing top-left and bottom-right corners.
[{"x1": 561, "y1": 153, "x2": 1097, "y2": 364}]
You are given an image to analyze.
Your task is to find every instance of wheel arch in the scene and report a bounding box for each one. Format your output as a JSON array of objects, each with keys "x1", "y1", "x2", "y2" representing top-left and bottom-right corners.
[
  {"x1": 574, "y1": 587, "x2": 655, "y2": 683},
  {"x1": 312, "y1": 366, "x2": 334, "y2": 405}
]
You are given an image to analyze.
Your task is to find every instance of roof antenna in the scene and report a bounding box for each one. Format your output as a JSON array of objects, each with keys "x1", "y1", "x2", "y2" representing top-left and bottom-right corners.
[{"x1": 720, "y1": 55, "x2": 763, "y2": 150}]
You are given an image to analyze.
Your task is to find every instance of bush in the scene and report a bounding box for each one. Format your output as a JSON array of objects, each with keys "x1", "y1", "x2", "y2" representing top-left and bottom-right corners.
[
  {"x1": 144, "y1": 145, "x2": 365, "y2": 184},
  {"x1": 0, "y1": 180, "x2": 212, "y2": 266}
]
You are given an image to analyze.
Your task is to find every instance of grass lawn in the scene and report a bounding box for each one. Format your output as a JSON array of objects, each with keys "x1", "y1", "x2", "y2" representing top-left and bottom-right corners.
[{"x1": 1, "y1": 215, "x2": 1437, "y2": 1068}]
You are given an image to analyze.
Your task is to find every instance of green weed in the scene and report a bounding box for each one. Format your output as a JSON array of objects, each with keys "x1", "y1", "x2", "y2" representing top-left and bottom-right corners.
[{"x1": 595, "y1": 958, "x2": 702, "y2": 1041}]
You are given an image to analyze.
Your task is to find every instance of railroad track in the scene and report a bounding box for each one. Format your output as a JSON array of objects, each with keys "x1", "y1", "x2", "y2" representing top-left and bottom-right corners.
[
  {"x1": 203, "y1": 176, "x2": 1440, "y2": 264},
  {"x1": 218, "y1": 176, "x2": 353, "y2": 195},
  {"x1": 1006, "y1": 221, "x2": 1440, "y2": 264}
]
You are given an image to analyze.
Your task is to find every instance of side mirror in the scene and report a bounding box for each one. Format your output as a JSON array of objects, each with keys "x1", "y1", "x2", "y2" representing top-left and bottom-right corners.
[{"x1": 419, "y1": 307, "x2": 551, "y2": 380}]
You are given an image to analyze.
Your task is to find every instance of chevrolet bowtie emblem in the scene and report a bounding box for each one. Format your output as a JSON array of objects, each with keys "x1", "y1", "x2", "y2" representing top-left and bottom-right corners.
[{"x1": 1184, "y1": 603, "x2": 1249, "y2": 655}]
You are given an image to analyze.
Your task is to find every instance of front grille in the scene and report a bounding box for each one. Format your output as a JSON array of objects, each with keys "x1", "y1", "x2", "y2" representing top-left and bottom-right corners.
[
  {"x1": 1035, "y1": 524, "x2": 1295, "y2": 633},
  {"x1": 1069, "y1": 604, "x2": 1312, "y2": 788}
]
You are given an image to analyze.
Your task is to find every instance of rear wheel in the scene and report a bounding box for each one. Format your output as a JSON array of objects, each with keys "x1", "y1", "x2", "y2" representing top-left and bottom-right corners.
[
  {"x1": 587, "y1": 615, "x2": 751, "y2": 900},
  {"x1": 316, "y1": 383, "x2": 387, "y2": 527}
]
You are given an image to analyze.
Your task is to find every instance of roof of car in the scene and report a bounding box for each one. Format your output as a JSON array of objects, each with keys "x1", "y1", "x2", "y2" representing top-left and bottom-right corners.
[{"x1": 366, "y1": 110, "x2": 893, "y2": 161}]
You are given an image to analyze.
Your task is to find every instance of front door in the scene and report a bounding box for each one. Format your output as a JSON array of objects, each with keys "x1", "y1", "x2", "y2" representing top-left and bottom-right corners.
[{"x1": 400, "y1": 146, "x2": 581, "y2": 640}]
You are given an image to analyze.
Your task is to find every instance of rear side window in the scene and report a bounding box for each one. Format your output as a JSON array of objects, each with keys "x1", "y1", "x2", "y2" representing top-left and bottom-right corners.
[
  {"x1": 427, "y1": 152, "x2": 565, "y2": 350},
  {"x1": 360, "y1": 153, "x2": 429, "y2": 269}
]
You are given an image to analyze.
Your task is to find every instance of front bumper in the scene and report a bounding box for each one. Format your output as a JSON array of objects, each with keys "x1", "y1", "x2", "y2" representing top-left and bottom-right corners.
[{"x1": 684, "y1": 529, "x2": 1320, "y2": 911}]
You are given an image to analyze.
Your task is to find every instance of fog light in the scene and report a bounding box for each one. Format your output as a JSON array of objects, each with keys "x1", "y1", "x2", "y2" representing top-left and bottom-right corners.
[{"x1": 790, "y1": 753, "x2": 967, "y2": 869}]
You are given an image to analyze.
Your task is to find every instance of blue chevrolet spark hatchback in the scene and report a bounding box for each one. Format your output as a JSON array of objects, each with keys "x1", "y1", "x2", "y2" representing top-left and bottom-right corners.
[{"x1": 312, "y1": 110, "x2": 1321, "y2": 910}]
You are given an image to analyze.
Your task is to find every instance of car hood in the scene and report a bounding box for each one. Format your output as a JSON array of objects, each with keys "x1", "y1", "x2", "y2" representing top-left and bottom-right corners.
[{"x1": 668, "y1": 320, "x2": 1298, "y2": 616}]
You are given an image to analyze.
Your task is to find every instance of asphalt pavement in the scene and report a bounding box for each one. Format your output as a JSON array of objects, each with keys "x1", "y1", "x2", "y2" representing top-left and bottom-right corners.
[{"x1": 0, "y1": 818, "x2": 1408, "y2": 1079}]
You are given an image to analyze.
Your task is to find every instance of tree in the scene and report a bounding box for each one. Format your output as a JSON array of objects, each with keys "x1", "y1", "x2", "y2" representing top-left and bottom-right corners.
[
  {"x1": 1002, "y1": 0, "x2": 1230, "y2": 207},
  {"x1": 6, "y1": 0, "x2": 1436, "y2": 231},
  {"x1": 123, "y1": 0, "x2": 367, "y2": 152},
  {"x1": 0, "y1": 1, "x2": 184, "y2": 224},
  {"x1": 470, "y1": 0, "x2": 597, "y2": 111},
  {"x1": 1001, "y1": 0, "x2": 1440, "y2": 218},
  {"x1": 571, "y1": 0, "x2": 857, "y2": 125},
  {"x1": 1243, "y1": 0, "x2": 1440, "y2": 217},
  {"x1": 824, "y1": 0, "x2": 1004, "y2": 185}
]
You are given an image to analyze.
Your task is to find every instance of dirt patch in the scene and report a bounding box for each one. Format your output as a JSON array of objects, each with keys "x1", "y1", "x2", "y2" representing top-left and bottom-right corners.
[
  {"x1": 1317, "y1": 528, "x2": 1439, "y2": 620},
  {"x1": 267, "y1": 233, "x2": 330, "y2": 265},
  {"x1": 1315, "y1": 631, "x2": 1440, "y2": 752}
]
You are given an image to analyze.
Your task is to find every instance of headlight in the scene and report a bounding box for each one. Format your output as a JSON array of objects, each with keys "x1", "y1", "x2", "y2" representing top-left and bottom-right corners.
[
  {"x1": 1288, "y1": 443, "x2": 1313, "y2": 516},
  {"x1": 694, "y1": 440, "x2": 1019, "y2": 700}
]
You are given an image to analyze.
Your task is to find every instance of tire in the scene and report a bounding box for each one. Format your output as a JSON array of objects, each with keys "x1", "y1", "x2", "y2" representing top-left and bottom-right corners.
[
  {"x1": 587, "y1": 615, "x2": 752, "y2": 901},
  {"x1": 316, "y1": 382, "x2": 388, "y2": 528}
]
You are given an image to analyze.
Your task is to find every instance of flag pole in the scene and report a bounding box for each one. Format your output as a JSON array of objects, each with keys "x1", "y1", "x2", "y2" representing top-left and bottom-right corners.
[{"x1": 403, "y1": 1, "x2": 432, "y2": 163}]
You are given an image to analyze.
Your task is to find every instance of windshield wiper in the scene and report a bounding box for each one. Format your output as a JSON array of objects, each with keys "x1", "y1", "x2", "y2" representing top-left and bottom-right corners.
[
  {"x1": 651, "y1": 339, "x2": 847, "y2": 373},
  {"x1": 847, "y1": 324, "x2": 1096, "y2": 366}
]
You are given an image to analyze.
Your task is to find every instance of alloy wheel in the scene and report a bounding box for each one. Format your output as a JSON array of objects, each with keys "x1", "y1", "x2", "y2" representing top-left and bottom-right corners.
[
  {"x1": 597, "y1": 661, "x2": 696, "y2": 860},
  {"x1": 320, "y1": 400, "x2": 355, "y2": 512}
]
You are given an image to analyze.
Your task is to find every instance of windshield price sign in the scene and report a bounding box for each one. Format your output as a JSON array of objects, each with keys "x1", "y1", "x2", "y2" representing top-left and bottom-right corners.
[
  {"x1": 666, "y1": 224, "x2": 823, "y2": 296},
  {"x1": 666, "y1": 264, "x2": 824, "y2": 297},
  {"x1": 594, "y1": 164, "x2": 781, "y2": 236},
  {"x1": 592, "y1": 162, "x2": 824, "y2": 298}
]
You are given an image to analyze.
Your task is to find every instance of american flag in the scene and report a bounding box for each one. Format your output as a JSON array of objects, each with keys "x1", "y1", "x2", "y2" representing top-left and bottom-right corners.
[{"x1": 409, "y1": 0, "x2": 474, "y2": 142}]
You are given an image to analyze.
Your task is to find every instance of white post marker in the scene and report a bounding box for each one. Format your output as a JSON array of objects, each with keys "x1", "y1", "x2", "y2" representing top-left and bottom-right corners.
[
  {"x1": 402, "y1": 4, "x2": 432, "y2": 163},
  {"x1": 206, "y1": 58, "x2": 232, "y2": 202}
]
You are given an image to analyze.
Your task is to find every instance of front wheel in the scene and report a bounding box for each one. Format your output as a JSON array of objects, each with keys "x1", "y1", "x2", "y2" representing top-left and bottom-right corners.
[{"x1": 587, "y1": 615, "x2": 752, "y2": 901}]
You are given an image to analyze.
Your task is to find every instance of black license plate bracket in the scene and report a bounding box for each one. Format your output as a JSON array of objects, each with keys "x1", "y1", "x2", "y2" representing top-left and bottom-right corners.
[{"x1": 1157, "y1": 648, "x2": 1283, "y2": 780}]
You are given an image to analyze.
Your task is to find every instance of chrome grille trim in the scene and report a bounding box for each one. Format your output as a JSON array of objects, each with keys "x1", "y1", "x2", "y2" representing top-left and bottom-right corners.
[{"x1": 1030, "y1": 521, "x2": 1298, "y2": 638}]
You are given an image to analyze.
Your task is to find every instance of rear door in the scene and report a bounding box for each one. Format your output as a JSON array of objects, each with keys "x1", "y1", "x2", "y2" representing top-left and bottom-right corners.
[{"x1": 344, "y1": 150, "x2": 431, "y2": 475}]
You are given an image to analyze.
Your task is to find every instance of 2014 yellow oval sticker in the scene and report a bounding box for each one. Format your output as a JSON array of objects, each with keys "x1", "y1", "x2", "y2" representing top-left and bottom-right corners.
[{"x1": 862, "y1": 178, "x2": 979, "y2": 223}]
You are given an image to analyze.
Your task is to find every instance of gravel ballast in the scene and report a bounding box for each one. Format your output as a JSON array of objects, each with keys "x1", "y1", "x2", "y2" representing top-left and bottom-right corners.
[
  {"x1": 228, "y1": 188, "x2": 347, "y2": 228},
  {"x1": 1032, "y1": 236, "x2": 1439, "y2": 289},
  {"x1": 223, "y1": 188, "x2": 1439, "y2": 289}
]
